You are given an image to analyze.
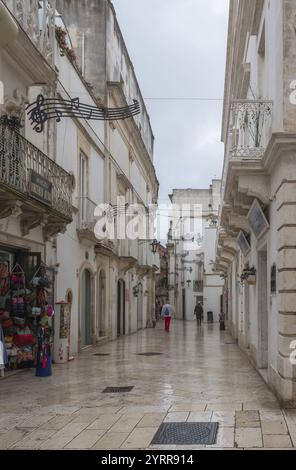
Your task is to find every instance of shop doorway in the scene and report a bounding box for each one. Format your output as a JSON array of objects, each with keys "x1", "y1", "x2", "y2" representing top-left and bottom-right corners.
[
  {"x1": 258, "y1": 249, "x2": 268, "y2": 369},
  {"x1": 97, "y1": 270, "x2": 106, "y2": 337},
  {"x1": 245, "y1": 283, "x2": 250, "y2": 348},
  {"x1": 182, "y1": 288, "x2": 186, "y2": 321},
  {"x1": 234, "y1": 260, "x2": 239, "y2": 340},
  {"x1": 81, "y1": 269, "x2": 92, "y2": 348},
  {"x1": 137, "y1": 283, "x2": 143, "y2": 330},
  {"x1": 66, "y1": 290, "x2": 73, "y2": 358},
  {"x1": 117, "y1": 279, "x2": 125, "y2": 337}
]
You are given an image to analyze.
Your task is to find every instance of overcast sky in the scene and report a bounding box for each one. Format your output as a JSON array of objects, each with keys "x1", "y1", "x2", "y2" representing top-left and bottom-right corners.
[{"x1": 112, "y1": 0, "x2": 229, "y2": 206}]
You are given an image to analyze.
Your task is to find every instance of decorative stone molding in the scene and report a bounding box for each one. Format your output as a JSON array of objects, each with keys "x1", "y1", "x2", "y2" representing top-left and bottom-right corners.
[
  {"x1": 238, "y1": 174, "x2": 270, "y2": 205},
  {"x1": 3, "y1": 88, "x2": 27, "y2": 120},
  {"x1": 228, "y1": 213, "x2": 250, "y2": 233}
]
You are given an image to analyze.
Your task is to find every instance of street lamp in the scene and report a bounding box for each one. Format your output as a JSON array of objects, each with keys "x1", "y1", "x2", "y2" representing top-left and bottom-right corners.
[{"x1": 150, "y1": 239, "x2": 159, "y2": 254}]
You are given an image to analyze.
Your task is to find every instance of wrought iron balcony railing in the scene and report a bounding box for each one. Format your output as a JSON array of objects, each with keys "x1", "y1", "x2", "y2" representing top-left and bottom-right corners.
[
  {"x1": 0, "y1": 121, "x2": 72, "y2": 219},
  {"x1": 229, "y1": 100, "x2": 273, "y2": 160}
]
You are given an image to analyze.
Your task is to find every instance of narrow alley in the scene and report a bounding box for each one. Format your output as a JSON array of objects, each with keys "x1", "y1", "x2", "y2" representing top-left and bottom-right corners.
[{"x1": 0, "y1": 321, "x2": 295, "y2": 450}]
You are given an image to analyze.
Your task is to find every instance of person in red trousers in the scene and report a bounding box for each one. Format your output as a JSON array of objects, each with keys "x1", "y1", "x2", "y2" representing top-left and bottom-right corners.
[{"x1": 161, "y1": 303, "x2": 174, "y2": 332}]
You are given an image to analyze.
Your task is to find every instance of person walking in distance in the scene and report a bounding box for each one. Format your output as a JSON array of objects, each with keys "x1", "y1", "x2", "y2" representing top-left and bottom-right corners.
[
  {"x1": 161, "y1": 302, "x2": 174, "y2": 332},
  {"x1": 194, "y1": 301, "x2": 203, "y2": 327}
]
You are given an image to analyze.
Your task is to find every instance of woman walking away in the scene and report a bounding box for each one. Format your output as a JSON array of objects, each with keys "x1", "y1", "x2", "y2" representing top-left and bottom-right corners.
[{"x1": 161, "y1": 303, "x2": 174, "y2": 332}]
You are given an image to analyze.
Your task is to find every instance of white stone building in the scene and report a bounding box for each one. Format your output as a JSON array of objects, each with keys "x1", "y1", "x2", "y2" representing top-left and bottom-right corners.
[
  {"x1": 216, "y1": 0, "x2": 296, "y2": 406},
  {"x1": 54, "y1": 0, "x2": 159, "y2": 352},
  {"x1": 168, "y1": 181, "x2": 223, "y2": 322},
  {"x1": 0, "y1": 0, "x2": 159, "y2": 369},
  {"x1": 0, "y1": 1, "x2": 73, "y2": 374}
]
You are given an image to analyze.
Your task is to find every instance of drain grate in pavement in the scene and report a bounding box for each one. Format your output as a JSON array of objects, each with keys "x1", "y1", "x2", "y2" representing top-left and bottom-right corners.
[
  {"x1": 137, "y1": 352, "x2": 163, "y2": 356},
  {"x1": 151, "y1": 422, "x2": 219, "y2": 445},
  {"x1": 93, "y1": 353, "x2": 110, "y2": 356},
  {"x1": 102, "y1": 386, "x2": 134, "y2": 393}
]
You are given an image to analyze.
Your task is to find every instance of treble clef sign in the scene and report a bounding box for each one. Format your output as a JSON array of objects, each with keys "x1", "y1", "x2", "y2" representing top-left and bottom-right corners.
[{"x1": 28, "y1": 94, "x2": 48, "y2": 133}]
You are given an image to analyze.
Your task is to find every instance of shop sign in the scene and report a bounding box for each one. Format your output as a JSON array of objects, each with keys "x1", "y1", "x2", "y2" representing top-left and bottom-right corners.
[
  {"x1": 29, "y1": 170, "x2": 52, "y2": 206},
  {"x1": 247, "y1": 199, "x2": 269, "y2": 239},
  {"x1": 237, "y1": 231, "x2": 251, "y2": 257}
]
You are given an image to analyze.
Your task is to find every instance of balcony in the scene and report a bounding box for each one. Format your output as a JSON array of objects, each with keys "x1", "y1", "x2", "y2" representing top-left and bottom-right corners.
[
  {"x1": 4, "y1": 0, "x2": 55, "y2": 65},
  {"x1": 229, "y1": 100, "x2": 273, "y2": 161},
  {"x1": 147, "y1": 247, "x2": 160, "y2": 271},
  {"x1": 95, "y1": 239, "x2": 117, "y2": 258},
  {"x1": 0, "y1": 120, "x2": 72, "y2": 237},
  {"x1": 193, "y1": 280, "x2": 204, "y2": 292},
  {"x1": 119, "y1": 238, "x2": 138, "y2": 273},
  {"x1": 77, "y1": 196, "x2": 97, "y2": 241}
]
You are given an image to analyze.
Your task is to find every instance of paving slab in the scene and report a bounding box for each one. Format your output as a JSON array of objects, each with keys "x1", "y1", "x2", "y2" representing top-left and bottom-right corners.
[{"x1": 235, "y1": 428, "x2": 263, "y2": 448}]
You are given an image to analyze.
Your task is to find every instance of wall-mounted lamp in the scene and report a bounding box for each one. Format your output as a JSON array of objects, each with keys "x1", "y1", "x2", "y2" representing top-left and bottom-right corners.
[{"x1": 150, "y1": 239, "x2": 159, "y2": 254}]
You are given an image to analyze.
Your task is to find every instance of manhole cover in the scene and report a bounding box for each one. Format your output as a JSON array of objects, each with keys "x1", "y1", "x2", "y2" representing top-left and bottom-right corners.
[
  {"x1": 137, "y1": 352, "x2": 163, "y2": 356},
  {"x1": 151, "y1": 422, "x2": 219, "y2": 445},
  {"x1": 102, "y1": 386, "x2": 134, "y2": 393},
  {"x1": 93, "y1": 353, "x2": 110, "y2": 356}
]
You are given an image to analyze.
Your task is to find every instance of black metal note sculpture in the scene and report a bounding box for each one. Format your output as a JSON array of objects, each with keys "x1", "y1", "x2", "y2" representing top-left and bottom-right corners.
[{"x1": 26, "y1": 94, "x2": 140, "y2": 133}]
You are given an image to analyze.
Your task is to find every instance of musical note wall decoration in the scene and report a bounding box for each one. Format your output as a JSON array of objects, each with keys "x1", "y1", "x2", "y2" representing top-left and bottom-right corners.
[{"x1": 26, "y1": 94, "x2": 141, "y2": 133}]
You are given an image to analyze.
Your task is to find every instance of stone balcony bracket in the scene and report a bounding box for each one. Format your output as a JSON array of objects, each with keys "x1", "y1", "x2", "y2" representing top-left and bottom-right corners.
[
  {"x1": 119, "y1": 256, "x2": 138, "y2": 274},
  {"x1": 136, "y1": 264, "x2": 151, "y2": 278},
  {"x1": 237, "y1": 174, "x2": 270, "y2": 205}
]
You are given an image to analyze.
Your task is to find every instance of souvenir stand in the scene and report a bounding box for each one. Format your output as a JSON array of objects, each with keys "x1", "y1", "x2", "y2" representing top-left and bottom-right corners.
[
  {"x1": 0, "y1": 260, "x2": 54, "y2": 377},
  {"x1": 31, "y1": 264, "x2": 53, "y2": 377},
  {"x1": 0, "y1": 323, "x2": 7, "y2": 377},
  {"x1": 54, "y1": 301, "x2": 71, "y2": 364}
]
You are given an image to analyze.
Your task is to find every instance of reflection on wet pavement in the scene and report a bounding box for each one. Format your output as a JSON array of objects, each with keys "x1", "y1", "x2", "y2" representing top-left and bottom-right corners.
[{"x1": 0, "y1": 321, "x2": 295, "y2": 449}]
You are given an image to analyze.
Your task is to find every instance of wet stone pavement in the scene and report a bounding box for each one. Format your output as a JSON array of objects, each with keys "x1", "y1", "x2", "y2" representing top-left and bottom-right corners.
[{"x1": 0, "y1": 321, "x2": 296, "y2": 450}]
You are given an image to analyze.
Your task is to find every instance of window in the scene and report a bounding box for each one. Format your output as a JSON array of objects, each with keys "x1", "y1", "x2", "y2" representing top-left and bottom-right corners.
[
  {"x1": 257, "y1": 22, "x2": 266, "y2": 98},
  {"x1": 79, "y1": 152, "x2": 87, "y2": 220}
]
